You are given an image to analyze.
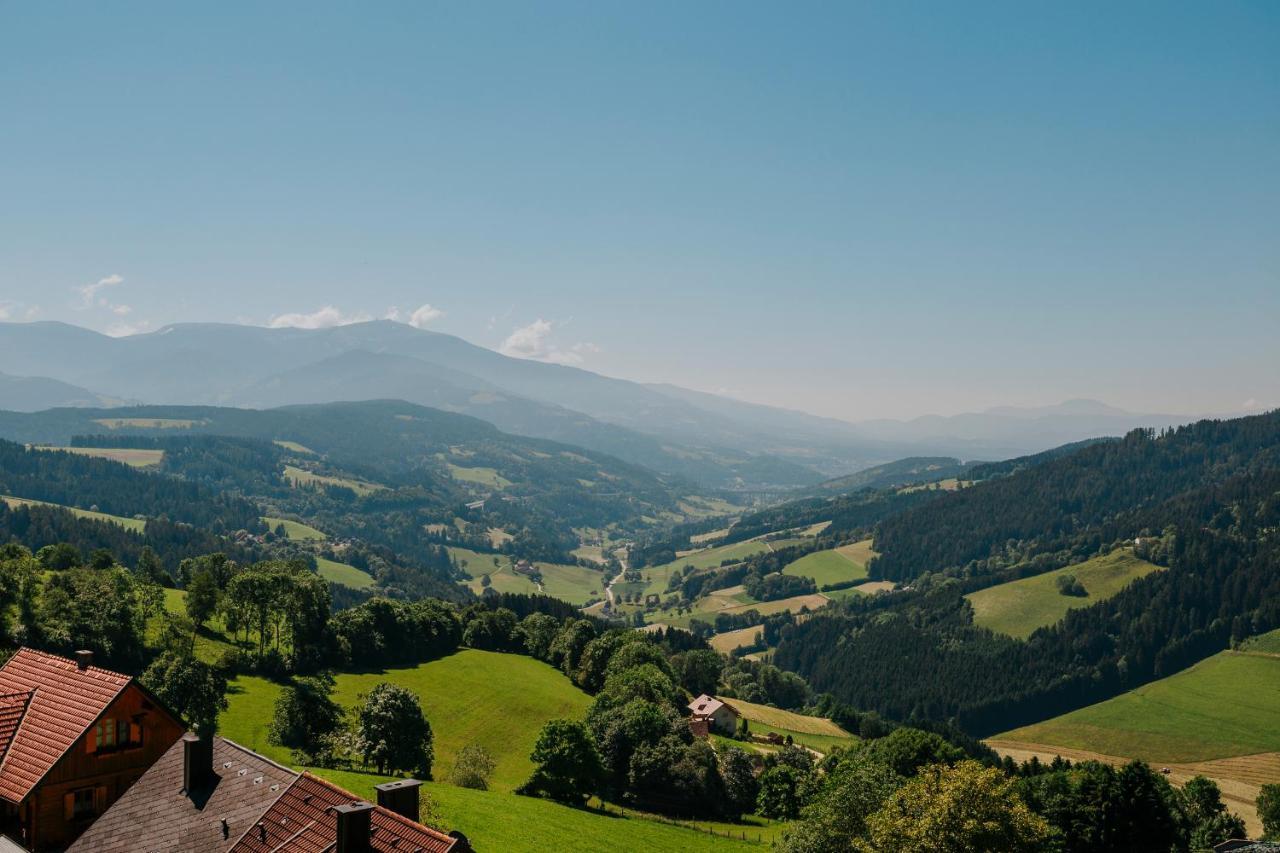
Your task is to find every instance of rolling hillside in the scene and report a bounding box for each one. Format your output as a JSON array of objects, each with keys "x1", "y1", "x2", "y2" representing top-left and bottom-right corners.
[{"x1": 966, "y1": 549, "x2": 1163, "y2": 639}]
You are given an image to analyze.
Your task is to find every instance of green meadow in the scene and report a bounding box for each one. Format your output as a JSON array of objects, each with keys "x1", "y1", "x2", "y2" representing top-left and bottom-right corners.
[
  {"x1": 219, "y1": 650, "x2": 770, "y2": 851},
  {"x1": 451, "y1": 547, "x2": 603, "y2": 606},
  {"x1": 999, "y1": 637, "x2": 1280, "y2": 763},
  {"x1": 315, "y1": 556, "x2": 376, "y2": 590},
  {"x1": 221, "y1": 650, "x2": 593, "y2": 792},
  {"x1": 781, "y1": 543, "x2": 871, "y2": 588},
  {"x1": 284, "y1": 464, "x2": 383, "y2": 496},
  {"x1": 262, "y1": 515, "x2": 326, "y2": 541},
  {"x1": 447, "y1": 463, "x2": 513, "y2": 489},
  {"x1": 2, "y1": 494, "x2": 146, "y2": 533},
  {"x1": 966, "y1": 549, "x2": 1162, "y2": 639}
]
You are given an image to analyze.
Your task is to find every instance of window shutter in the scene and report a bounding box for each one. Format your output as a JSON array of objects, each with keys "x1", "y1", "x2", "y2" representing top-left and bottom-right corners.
[
  {"x1": 129, "y1": 722, "x2": 142, "y2": 745},
  {"x1": 63, "y1": 793, "x2": 74, "y2": 821},
  {"x1": 85, "y1": 729, "x2": 97, "y2": 755},
  {"x1": 94, "y1": 786, "x2": 107, "y2": 814}
]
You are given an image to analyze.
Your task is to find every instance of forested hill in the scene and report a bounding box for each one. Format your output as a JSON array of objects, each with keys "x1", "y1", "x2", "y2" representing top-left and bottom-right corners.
[
  {"x1": 770, "y1": 410, "x2": 1280, "y2": 735},
  {"x1": 871, "y1": 412, "x2": 1280, "y2": 582},
  {"x1": 0, "y1": 439, "x2": 261, "y2": 530},
  {"x1": 0, "y1": 401, "x2": 715, "y2": 564}
]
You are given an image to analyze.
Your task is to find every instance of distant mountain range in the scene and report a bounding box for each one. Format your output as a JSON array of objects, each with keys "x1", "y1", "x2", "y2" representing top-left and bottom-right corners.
[{"x1": 0, "y1": 320, "x2": 1209, "y2": 488}]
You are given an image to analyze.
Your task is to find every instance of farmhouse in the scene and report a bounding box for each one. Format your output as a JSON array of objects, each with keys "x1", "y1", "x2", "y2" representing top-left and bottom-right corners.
[
  {"x1": 687, "y1": 694, "x2": 740, "y2": 734},
  {"x1": 68, "y1": 734, "x2": 468, "y2": 852},
  {"x1": 0, "y1": 648, "x2": 185, "y2": 850}
]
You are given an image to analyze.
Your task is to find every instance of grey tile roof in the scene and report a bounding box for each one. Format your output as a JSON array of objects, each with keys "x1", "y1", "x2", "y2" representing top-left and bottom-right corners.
[{"x1": 67, "y1": 736, "x2": 298, "y2": 853}]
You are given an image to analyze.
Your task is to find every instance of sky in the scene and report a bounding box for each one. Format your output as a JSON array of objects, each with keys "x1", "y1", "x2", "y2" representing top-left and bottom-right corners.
[{"x1": 1, "y1": 1, "x2": 1277, "y2": 421}]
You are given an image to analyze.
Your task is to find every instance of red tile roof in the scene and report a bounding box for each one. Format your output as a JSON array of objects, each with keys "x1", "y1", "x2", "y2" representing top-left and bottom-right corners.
[
  {"x1": 0, "y1": 692, "x2": 32, "y2": 765},
  {"x1": 0, "y1": 648, "x2": 132, "y2": 803},
  {"x1": 231, "y1": 772, "x2": 460, "y2": 853}
]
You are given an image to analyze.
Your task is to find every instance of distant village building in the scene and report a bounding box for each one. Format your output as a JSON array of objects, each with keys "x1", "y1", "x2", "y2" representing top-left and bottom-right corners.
[
  {"x1": 0, "y1": 648, "x2": 185, "y2": 850},
  {"x1": 687, "y1": 694, "x2": 740, "y2": 735}
]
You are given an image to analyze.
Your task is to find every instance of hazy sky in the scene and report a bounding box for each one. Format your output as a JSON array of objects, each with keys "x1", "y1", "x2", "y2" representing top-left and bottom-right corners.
[{"x1": 1, "y1": 2, "x2": 1277, "y2": 420}]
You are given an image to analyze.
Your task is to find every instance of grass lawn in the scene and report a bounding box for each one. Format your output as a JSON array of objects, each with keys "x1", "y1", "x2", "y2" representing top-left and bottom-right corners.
[
  {"x1": 37, "y1": 446, "x2": 164, "y2": 467},
  {"x1": 284, "y1": 464, "x2": 383, "y2": 496},
  {"x1": 998, "y1": 642, "x2": 1280, "y2": 763},
  {"x1": 316, "y1": 557, "x2": 376, "y2": 590},
  {"x1": 447, "y1": 463, "x2": 513, "y2": 489},
  {"x1": 157, "y1": 588, "x2": 239, "y2": 663},
  {"x1": 93, "y1": 417, "x2": 201, "y2": 429},
  {"x1": 221, "y1": 650, "x2": 593, "y2": 793},
  {"x1": 781, "y1": 548, "x2": 868, "y2": 588},
  {"x1": 2, "y1": 495, "x2": 145, "y2": 533},
  {"x1": 966, "y1": 549, "x2": 1162, "y2": 639},
  {"x1": 210, "y1": 755, "x2": 771, "y2": 852},
  {"x1": 262, "y1": 515, "x2": 326, "y2": 541}
]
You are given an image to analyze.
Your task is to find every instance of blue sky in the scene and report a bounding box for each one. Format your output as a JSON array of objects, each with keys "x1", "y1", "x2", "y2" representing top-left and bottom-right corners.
[{"x1": 1, "y1": 1, "x2": 1276, "y2": 420}]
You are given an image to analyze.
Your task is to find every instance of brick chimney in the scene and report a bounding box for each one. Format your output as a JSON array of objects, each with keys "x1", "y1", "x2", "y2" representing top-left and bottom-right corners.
[
  {"x1": 182, "y1": 732, "x2": 214, "y2": 794},
  {"x1": 374, "y1": 779, "x2": 421, "y2": 822},
  {"x1": 333, "y1": 802, "x2": 375, "y2": 853},
  {"x1": 75, "y1": 650, "x2": 93, "y2": 670}
]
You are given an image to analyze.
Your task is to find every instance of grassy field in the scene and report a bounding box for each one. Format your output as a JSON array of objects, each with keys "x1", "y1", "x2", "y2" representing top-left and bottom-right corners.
[
  {"x1": 221, "y1": 650, "x2": 594, "y2": 792},
  {"x1": 272, "y1": 439, "x2": 316, "y2": 454},
  {"x1": 726, "y1": 696, "x2": 855, "y2": 754},
  {"x1": 284, "y1": 464, "x2": 383, "y2": 496},
  {"x1": 966, "y1": 549, "x2": 1162, "y2": 639},
  {"x1": 220, "y1": 651, "x2": 770, "y2": 851},
  {"x1": 37, "y1": 446, "x2": 164, "y2": 467},
  {"x1": 824, "y1": 580, "x2": 895, "y2": 600},
  {"x1": 638, "y1": 541, "x2": 772, "y2": 598},
  {"x1": 998, "y1": 642, "x2": 1280, "y2": 763},
  {"x1": 656, "y1": 592, "x2": 830, "y2": 630},
  {"x1": 2, "y1": 495, "x2": 146, "y2": 533},
  {"x1": 93, "y1": 417, "x2": 202, "y2": 429},
  {"x1": 262, "y1": 515, "x2": 326, "y2": 541},
  {"x1": 781, "y1": 545, "x2": 870, "y2": 588},
  {"x1": 451, "y1": 548, "x2": 603, "y2": 606},
  {"x1": 447, "y1": 463, "x2": 513, "y2": 489},
  {"x1": 709, "y1": 625, "x2": 763, "y2": 654},
  {"x1": 1242, "y1": 631, "x2": 1280, "y2": 655},
  {"x1": 315, "y1": 556, "x2": 376, "y2": 590}
]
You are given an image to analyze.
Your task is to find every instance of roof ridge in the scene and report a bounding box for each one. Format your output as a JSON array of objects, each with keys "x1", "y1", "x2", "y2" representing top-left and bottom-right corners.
[
  {"x1": 0, "y1": 688, "x2": 37, "y2": 789},
  {"x1": 218, "y1": 736, "x2": 303, "y2": 779}
]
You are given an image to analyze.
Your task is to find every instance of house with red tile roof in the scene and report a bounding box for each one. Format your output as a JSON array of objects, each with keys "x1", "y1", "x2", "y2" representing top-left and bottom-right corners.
[
  {"x1": 0, "y1": 648, "x2": 184, "y2": 850},
  {"x1": 70, "y1": 733, "x2": 468, "y2": 853},
  {"x1": 687, "y1": 694, "x2": 741, "y2": 735}
]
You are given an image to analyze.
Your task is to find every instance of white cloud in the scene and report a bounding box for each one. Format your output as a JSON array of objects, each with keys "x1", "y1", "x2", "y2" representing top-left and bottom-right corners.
[
  {"x1": 0, "y1": 302, "x2": 43, "y2": 322},
  {"x1": 385, "y1": 303, "x2": 445, "y2": 328},
  {"x1": 111, "y1": 304, "x2": 132, "y2": 316},
  {"x1": 407, "y1": 303, "x2": 443, "y2": 329},
  {"x1": 1244, "y1": 398, "x2": 1259, "y2": 409},
  {"x1": 75, "y1": 273, "x2": 123, "y2": 309},
  {"x1": 499, "y1": 318, "x2": 599, "y2": 366},
  {"x1": 268, "y1": 305, "x2": 371, "y2": 329}
]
